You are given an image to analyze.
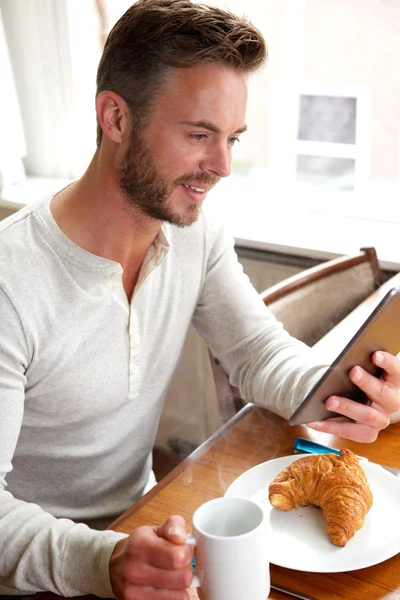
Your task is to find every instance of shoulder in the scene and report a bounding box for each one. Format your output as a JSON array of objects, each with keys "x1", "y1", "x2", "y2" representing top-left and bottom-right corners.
[
  {"x1": 0, "y1": 202, "x2": 37, "y2": 238},
  {"x1": 163, "y1": 200, "x2": 231, "y2": 250},
  {"x1": 0, "y1": 194, "x2": 50, "y2": 242},
  {"x1": 0, "y1": 199, "x2": 50, "y2": 284}
]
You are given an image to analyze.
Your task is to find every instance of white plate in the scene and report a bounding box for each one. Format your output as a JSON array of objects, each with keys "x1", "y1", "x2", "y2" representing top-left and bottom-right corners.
[{"x1": 225, "y1": 454, "x2": 400, "y2": 573}]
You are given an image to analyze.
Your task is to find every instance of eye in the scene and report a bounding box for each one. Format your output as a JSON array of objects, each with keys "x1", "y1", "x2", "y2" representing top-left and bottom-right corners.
[
  {"x1": 228, "y1": 136, "x2": 240, "y2": 146},
  {"x1": 190, "y1": 133, "x2": 208, "y2": 142}
]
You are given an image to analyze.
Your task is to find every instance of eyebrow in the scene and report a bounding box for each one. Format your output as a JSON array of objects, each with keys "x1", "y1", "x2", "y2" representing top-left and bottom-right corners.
[{"x1": 179, "y1": 119, "x2": 248, "y2": 135}]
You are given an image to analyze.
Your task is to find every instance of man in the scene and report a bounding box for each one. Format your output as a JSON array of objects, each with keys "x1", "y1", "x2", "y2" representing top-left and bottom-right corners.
[{"x1": 0, "y1": 0, "x2": 399, "y2": 598}]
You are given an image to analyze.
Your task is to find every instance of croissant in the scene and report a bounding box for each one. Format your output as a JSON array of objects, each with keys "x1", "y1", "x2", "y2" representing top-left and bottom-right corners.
[{"x1": 268, "y1": 449, "x2": 373, "y2": 546}]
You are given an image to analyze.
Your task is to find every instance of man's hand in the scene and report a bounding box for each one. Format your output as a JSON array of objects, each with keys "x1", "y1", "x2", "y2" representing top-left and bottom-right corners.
[
  {"x1": 307, "y1": 351, "x2": 400, "y2": 442},
  {"x1": 109, "y1": 514, "x2": 193, "y2": 600}
]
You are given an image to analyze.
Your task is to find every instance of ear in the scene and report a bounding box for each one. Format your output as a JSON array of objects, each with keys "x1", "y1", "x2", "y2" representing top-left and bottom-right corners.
[{"x1": 95, "y1": 91, "x2": 131, "y2": 144}]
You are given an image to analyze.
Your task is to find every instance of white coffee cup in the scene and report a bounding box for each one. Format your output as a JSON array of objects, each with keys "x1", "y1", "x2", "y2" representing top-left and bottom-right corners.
[{"x1": 186, "y1": 497, "x2": 270, "y2": 600}]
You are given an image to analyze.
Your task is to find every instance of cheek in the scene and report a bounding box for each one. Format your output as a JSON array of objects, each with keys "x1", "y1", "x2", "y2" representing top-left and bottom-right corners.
[{"x1": 161, "y1": 146, "x2": 201, "y2": 176}]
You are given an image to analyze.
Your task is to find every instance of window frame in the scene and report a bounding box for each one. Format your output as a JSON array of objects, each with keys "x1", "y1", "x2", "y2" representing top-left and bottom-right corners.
[{"x1": 295, "y1": 83, "x2": 371, "y2": 194}]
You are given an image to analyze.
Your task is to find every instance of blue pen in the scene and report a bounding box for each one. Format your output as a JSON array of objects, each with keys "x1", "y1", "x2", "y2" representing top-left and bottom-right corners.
[{"x1": 294, "y1": 437, "x2": 341, "y2": 456}]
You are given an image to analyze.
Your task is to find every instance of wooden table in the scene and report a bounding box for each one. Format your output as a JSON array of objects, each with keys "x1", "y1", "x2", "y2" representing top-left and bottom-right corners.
[
  {"x1": 109, "y1": 405, "x2": 400, "y2": 600},
  {"x1": 108, "y1": 271, "x2": 400, "y2": 600}
]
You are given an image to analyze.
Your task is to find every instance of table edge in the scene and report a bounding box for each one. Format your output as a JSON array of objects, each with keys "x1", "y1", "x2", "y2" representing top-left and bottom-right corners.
[{"x1": 108, "y1": 402, "x2": 256, "y2": 530}]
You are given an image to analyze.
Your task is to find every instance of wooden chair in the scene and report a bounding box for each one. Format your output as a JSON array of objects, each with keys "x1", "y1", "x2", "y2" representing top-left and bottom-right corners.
[{"x1": 210, "y1": 246, "x2": 383, "y2": 419}]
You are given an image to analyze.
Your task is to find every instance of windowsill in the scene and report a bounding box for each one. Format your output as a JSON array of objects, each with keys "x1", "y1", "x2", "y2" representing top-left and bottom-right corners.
[
  {"x1": 1, "y1": 174, "x2": 399, "y2": 273},
  {"x1": 0, "y1": 176, "x2": 72, "y2": 210},
  {"x1": 212, "y1": 171, "x2": 400, "y2": 272},
  {"x1": 233, "y1": 216, "x2": 400, "y2": 272}
]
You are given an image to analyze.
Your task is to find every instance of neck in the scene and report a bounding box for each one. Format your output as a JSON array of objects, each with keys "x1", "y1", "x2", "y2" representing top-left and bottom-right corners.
[
  {"x1": 51, "y1": 151, "x2": 163, "y2": 301},
  {"x1": 51, "y1": 152, "x2": 161, "y2": 268}
]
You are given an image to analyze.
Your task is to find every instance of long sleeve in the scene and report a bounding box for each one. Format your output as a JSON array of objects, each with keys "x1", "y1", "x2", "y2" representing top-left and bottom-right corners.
[
  {"x1": 192, "y1": 214, "x2": 328, "y2": 420},
  {"x1": 0, "y1": 194, "x2": 327, "y2": 596},
  {"x1": 0, "y1": 287, "x2": 127, "y2": 597}
]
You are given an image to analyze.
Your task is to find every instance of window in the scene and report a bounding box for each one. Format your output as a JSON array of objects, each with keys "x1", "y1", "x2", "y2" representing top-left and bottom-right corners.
[
  {"x1": 0, "y1": 0, "x2": 399, "y2": 264},
  {"x1": 297, "y1": 94, "x2": 357, "y2": 191},
  {"x1": 298, "y1": 95, "x2": 357, "y2": 145},
  {"x1": 0, "y1": 4, "x2": 25, "y2": 189},
  {"x1": 293, "y1": 85, "x2": 371, "y2": 196}
]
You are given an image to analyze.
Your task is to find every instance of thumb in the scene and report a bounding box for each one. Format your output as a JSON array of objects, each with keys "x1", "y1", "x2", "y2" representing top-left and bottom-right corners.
[{"x1": 156, "y1": 514, "x2": 188, "y2": 545}]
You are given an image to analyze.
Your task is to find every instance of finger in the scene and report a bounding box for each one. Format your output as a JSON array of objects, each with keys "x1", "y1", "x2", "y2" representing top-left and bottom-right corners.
[
  {"x1": 123, "y1": 561, "x2": 193, "y2": 591},
  {"x1": 127, "y1": 527, "x2": 192, "y2": 571},
  {"x1": 324, "y1": 394, "x2": 390, "y2": 429},
  {"x1": 124, "y1": 584, "x2": 190, "y2": 600},
  {"x1": 156, "y1": 515, "x2": 188, "y2": 545},
  {"x1": 306, "y1": 418, "x2": 379, "y2": 443},
  {"x1": 373, "y1": 351, "x2": 400, "y2": 387},
  {"x1": 349, "y1": 365, "x2": 400, "y2": 415},
  {"x1": 372, "y1": 351, "x2": 400, "y2": 402}
]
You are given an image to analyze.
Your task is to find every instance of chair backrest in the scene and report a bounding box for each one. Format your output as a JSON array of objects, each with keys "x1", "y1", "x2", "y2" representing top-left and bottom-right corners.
[
  {"x1": 260, "y1": 247, "x2": 382, "y2": 347},
  {"x1": 210, "y1": 246, "x2": 383, "y2": 418}
]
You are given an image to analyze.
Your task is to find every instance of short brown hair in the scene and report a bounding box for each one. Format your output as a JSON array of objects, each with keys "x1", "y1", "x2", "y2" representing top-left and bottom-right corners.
[{"x1": 96, "y1": 0, "x2": 267, "y2": 145}]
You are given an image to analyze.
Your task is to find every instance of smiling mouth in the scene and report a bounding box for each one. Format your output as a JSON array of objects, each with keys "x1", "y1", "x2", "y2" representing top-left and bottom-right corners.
[{"x1": 183, "y1": 184, "x2": 207, "y2": 193}]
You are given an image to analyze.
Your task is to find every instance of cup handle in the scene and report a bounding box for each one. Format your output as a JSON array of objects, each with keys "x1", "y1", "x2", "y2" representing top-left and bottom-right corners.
[
  {"x1": 186, "y1": 533, "x2": 196, "y2": 546},
  {"x1": 185, "y1": 533, "x2": 200, "y2": 588}
]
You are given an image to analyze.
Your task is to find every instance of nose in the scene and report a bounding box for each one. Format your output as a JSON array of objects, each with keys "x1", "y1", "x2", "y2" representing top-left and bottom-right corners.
[{"x1": 200, "y1": 143, "x2": 231, "y2": 178}]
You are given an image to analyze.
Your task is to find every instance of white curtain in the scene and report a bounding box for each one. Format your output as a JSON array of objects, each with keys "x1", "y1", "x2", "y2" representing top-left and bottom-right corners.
[{"x1": 0, "y1": 4, "x2": 26, "y2": 191}]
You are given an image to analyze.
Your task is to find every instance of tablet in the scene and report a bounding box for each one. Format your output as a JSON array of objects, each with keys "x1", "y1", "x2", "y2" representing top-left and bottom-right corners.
[{"x1": 289, "y1": 286, "x2": 400, "y2": 425}]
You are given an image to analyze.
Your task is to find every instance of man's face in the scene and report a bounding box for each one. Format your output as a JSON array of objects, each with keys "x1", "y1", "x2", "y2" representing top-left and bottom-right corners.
[{"x1": 118, "y1": 63, "x2": 248, "y2": 227}]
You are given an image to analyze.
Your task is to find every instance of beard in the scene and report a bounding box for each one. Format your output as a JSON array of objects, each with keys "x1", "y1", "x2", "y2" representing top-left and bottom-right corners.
[{"x1": 118, "y1": 133, "x2": 220, "y2": 227}]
